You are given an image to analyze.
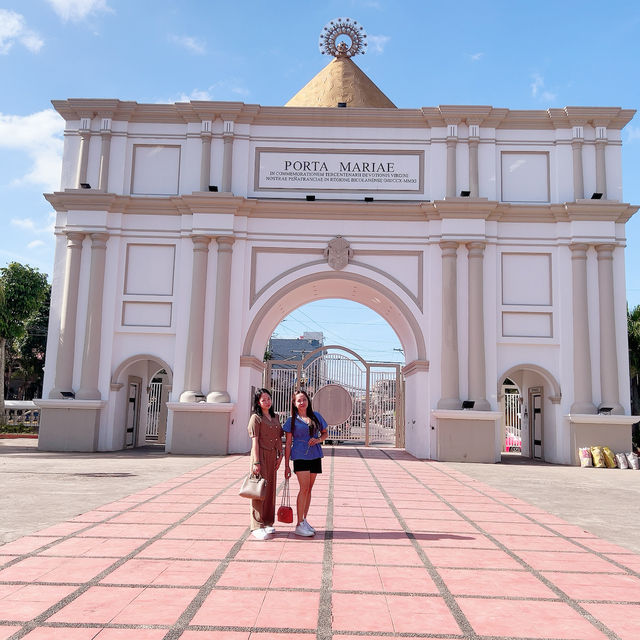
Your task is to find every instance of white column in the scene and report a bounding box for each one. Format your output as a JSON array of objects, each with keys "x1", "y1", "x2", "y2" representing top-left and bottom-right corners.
[
  {"x1": 180, "y1": 236, "x2": 211, "y2": 402},
  {"x1": 468, "y1": 124, "x2": 480, "y2": 198},
  {"x1": 49, "y1": 232, "x2": 85, "y2": 398},
  {"x1": 98, "y1": 118, "x2": 112, "y2": 192},
  {"x1": 221, "y1": 121, "x2": 234, "y2": 193},
  {"x1": 438, "y1": 241, "x2": 460, "y2": 409},
  {"x1": 595, "y1": 126, "x2": 607, "y2": 198},
  {"x1": 445, "y1": 124, "x2": 458, "y2": 198},
  {"x1": 75, "y1": 118, "x2": 91, "y2": 188},
  {"x1": 596, "y1": 244, "x2": 623, "y2": 413},
  {"x1": 571, "y1": 126, "x2": 584, "y2": 200},
  {"x1": 200, "y1": 120, "x2": 212, "y2": 191},
  {"x1": 207, "y1": 236, "x2": 235, "y2": 403},
  {"x1": 76, "y1": 233, "x2": 108, "y2": 400},
  {"x1": 569, "y1": 243, "x2": 595, "y2": 414},
  {"x1": 467, "y1": 242, "x2": 490, "y2": 410}
]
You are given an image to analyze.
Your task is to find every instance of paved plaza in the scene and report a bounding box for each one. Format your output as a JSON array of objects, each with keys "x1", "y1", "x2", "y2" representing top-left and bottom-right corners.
[{"x1": 1, "y1": 439, "x2": 639, "y2": 639}]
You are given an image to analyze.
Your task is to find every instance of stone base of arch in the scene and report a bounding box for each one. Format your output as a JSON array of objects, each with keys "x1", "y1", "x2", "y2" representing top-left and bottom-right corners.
[
  {"x1": 34, "y1": 399, "x2": 106, "y2": 452},
  {"x1": 167, "y1": 402, "x2": 234, "y2": 455}
]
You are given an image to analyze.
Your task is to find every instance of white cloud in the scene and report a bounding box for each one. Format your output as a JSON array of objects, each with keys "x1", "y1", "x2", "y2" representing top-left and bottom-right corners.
[
  {"x1": 367, "y1": 34, "x2": 390, "y2": 54},
  {"x1": 0, "y1": 110, "x2": 64, "y2": 191},
  {"x1": 530, "y1": 73, "x2": 557, "y2": 103},
  {"x1": 176, "y1": 89, "x2": 214, "y2": 102},
  {"x1": 0, "y1": 10, "x2": 43, "y2": 54},
  {"x1": 470, "y1": 52, "x2": 484, "y2": 62},
  {"x1": 169, "y1": 34, "x2": 206, "y2": 55},
  {"x1": 11, "y1": 212, "x2": 55, "y2": 237},
  {"x1": 45, "y1": 0, "x2": 111, "y2": 22},
  {"x1": 172, "y1": 81, "x2": 250, "y2": 103},
  {"x1": 11, "y1": 218, "x2": 37, "y2": 231},
  {"x1": 625, "y1": 125, "x2": 640, "y2": 143},
  {"x1": 530, "y1": 73, "x2": 544, "y2": 98},
  {"x1": 28, "y1": 240, "x2": 46, "y2": 249}
]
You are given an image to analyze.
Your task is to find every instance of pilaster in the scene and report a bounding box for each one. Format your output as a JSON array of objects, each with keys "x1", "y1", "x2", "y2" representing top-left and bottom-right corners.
[
  {"x1": 180, "y1": 235, "x2": 211, "y2": 402},
  {"x1": 596, "y1": 244, "x2": 622, "y2": 413},
  {"x1": 467, "y1": 242, "x2": 489, "y2": 410},
  {"x1": 76, "y1": 233, "x2": 108, "y2": 400},
  {"x1": 569, "y1": 243, "x2": 595, "y2": 413},
  {"x1": 49, "y1": 231, "x2": 85, "y2": 398},
  {"x1": 207, "y1": 236, "x2": 235, "y2": 403},
  {"x1": 438, "y1": 241, "x2": 460, "y2": 409}
]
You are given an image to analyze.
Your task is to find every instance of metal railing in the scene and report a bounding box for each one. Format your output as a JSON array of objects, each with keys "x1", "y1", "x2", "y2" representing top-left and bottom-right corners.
[
  {"x1": 3, "y1": 401, "x2": 40, "y2": 428},
  {"x1": 265, "y1": 345, "x2": 403, "y2": 446}
]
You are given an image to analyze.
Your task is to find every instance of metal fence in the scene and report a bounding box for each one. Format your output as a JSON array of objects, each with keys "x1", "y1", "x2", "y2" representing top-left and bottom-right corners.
[
  {"x1": 145, "y1": 381, "x2": 163, "y2": 440},
  {"x1": 265, "y1": 345, "x2": 403, "y2": 446},
  {"x1": 503, "y1": 385, "x2": 522, "y2": 451},
  {"x1": 4, "y1": 400, "x2": 40, "y2": 428}
]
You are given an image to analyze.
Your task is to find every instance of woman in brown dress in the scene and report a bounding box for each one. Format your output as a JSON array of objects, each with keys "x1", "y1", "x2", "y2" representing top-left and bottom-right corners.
[{"x1": 248, "y1": 388, "x2": 284, "y2": 539}]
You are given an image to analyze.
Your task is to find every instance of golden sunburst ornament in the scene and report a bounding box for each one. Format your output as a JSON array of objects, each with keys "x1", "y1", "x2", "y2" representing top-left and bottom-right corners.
[{"x1": 319, "y1": 17, "x2": 367, "y2": 58}]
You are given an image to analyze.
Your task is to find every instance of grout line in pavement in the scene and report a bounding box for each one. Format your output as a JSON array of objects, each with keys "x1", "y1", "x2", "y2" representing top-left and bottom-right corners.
[
  {"x1": 379, "y1": 449, "x2": 625, "y2": 640},
  {"x1": 317, "y1": 445, "x2": 335, "y2": 640},
  {"x1": 5, "y1": 456, "x2": 250, "y2": 640},
  {"x1": 355, "y1": 447, "x2": 478, "y2": 639}
]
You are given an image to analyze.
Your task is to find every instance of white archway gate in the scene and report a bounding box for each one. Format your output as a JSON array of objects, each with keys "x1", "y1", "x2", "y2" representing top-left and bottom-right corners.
[{"x1": 265, "y1": 345, "x2": 404, "y2": 446}]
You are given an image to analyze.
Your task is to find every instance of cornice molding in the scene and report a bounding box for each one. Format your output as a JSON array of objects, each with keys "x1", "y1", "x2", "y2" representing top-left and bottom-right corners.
[
  {"x1": 50, "y1": 99, "x2": 636, "y2": 131},
  {"x1": 43, "y1": 191, "x2": 639, "y2": 224}
]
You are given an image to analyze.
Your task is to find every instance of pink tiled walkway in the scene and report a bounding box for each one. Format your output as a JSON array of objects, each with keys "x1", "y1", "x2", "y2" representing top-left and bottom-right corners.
[{"x1": 1, "y1": 447, "x2": 639, "y2": 639}]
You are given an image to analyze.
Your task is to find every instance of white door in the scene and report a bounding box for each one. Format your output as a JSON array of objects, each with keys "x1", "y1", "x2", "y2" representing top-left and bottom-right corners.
[
  {"x1": 125, "y1": 377, "x2": 141, "y2": 448},
  {"x1": 528, "y1": 386, "x2": 543, "y2": 459}
]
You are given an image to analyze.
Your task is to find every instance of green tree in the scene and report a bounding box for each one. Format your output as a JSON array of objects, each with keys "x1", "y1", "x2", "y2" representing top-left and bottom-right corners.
[
  {"x1": 628, "y1": 304, "x2": 640, "y2": 449},
  {"x1": 6, "y1": 285, "x2": 51, "y2": 399},
  {"x1": 0, "y1": 263, "x2": 49, "y2": 419}
]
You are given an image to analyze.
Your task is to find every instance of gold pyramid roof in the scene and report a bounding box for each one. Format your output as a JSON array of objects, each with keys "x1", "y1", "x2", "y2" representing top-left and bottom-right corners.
[{"x1": 285, "y1": 56, "x2": 396, "y2": 109}]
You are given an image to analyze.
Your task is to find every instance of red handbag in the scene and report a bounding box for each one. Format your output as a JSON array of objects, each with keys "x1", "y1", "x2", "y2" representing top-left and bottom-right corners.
[{"x1": 277, "y1": 478, "x2": 293, "y2": 523}]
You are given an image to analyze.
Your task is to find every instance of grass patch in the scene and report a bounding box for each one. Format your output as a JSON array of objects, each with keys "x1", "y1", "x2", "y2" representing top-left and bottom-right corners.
[{"x1": 0, "y1": 423, "x2": 39, "y2": 434}]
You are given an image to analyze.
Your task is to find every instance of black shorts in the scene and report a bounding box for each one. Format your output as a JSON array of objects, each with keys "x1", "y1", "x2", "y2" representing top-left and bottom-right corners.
[{"x1": 293, "y1": 458, "x2": 322, "y2": 474}]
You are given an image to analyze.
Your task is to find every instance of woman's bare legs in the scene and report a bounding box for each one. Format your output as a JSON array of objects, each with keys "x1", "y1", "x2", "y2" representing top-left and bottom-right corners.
[
  {"x1": 304, "y1": 473, "x2": 317, "y2": 520},
  {"x1": 295, "y1": 470, "x2": 311, "y2": 525}
]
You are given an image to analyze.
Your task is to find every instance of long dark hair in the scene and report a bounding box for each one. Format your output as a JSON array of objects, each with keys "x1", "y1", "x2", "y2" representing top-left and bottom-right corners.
[
  {"x1": 291, "y1": 389, "x2": 319, "y2": 437},
  {"x1": 252, "y1": 388, "x2": 276, "y2": 418}
]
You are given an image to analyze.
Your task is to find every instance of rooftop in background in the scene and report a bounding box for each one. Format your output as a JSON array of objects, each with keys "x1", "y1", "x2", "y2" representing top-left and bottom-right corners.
[{"x1": 270, "y1": 332, "x2": 325, "y2": 364}]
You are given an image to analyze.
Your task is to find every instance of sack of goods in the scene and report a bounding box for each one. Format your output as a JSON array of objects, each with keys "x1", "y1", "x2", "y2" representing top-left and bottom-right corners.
[
  {"x1": 615, "y1": 452, "x2": 629, "y2": 469},
  {"x1": 590, "y1": 446, "x2": 606, "y2": 468},
  {"x1": 238, "y1": 473, "x2": 266, "y2": 500},
  {"x1": 578, "y1": 447, "x2": 593, "y2": 467},
  {"x1": 601, "y1": 446, "x2": 617, "y2": 468},
  {"x1": 626, "y1": 451, "x2": 640, "y2": 470}
]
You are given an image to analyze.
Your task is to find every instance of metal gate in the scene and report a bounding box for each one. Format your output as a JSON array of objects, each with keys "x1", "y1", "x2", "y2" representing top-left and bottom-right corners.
[
  {"x1": 145, "y1": 380, "x2": 162, "y2": 440},
  {"x1": 265, "y1": 345, "x2": 404, "y2": 446},
  {"x1": 503, "y1": 384, "x2": 522, "y2": 452}
]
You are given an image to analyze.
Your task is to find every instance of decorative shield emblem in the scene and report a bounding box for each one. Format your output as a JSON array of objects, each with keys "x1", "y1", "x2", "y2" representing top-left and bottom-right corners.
[{"x1": 325, "y1": 236, "x2": 353, "y2": 270}]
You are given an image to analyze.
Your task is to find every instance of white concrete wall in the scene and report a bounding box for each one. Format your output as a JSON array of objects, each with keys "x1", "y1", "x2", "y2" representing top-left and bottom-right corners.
[{"x1": 41, "y1": 102, "x2": 635, "y2": 462}]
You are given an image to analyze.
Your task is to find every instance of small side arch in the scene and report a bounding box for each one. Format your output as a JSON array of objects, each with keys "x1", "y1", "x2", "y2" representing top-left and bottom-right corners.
[
  {"x1": 498, "y1": 363, "x2": 561, "y2": 403},
  {"x1": 111, "y1": 354, "x2": 174, "y2": 390}
]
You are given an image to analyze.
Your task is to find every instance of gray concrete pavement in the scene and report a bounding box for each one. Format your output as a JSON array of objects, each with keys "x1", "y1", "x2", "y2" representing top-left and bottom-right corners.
[
  {"x1": 1, "y1": 439, "x2": 639, "y2": 555},
  {"x1": 0, "y1": 438, "x2": 214, "y2": 543},
  {"x1": 443, "y1": 453, "x2": 640, "y2": 554}
]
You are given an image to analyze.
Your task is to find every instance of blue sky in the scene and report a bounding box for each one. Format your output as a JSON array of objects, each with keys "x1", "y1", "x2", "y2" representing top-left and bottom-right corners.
[{"x1": 1, "y1": 0, "x2": 639, "y2": 362}]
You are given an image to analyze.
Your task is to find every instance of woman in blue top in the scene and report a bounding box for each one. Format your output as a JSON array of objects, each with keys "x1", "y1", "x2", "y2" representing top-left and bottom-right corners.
[{"x1": 283, "y1": 389, "x2": 328, "y2": 537}]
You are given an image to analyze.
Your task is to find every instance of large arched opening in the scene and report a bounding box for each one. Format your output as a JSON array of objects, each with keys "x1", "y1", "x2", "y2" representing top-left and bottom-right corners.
[{"x1": 235, "y1": 271, "x2": 430, "y2": 457}]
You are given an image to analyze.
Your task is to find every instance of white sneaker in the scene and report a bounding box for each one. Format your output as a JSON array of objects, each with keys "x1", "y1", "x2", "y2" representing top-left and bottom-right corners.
[
  {"x1": 251, "y1": 528, "x2": 269, "y2": 540},
  {"x1": 294, "y1": 523, "x2": 314, "y2": 537},
  {"x1": 302, "y1": 519, "x2": 316, "y2": 533},
  {"x1": 264, "y1": 526, "x2": 275, "y2": 534}
]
